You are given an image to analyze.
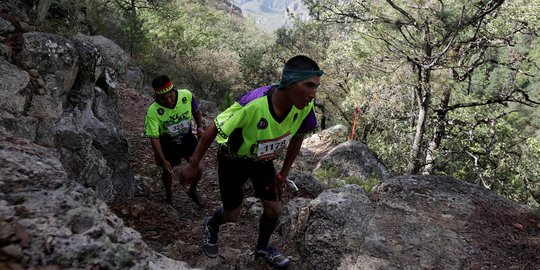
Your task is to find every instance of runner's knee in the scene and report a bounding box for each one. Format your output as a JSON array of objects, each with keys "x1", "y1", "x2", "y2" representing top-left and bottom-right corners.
[{"x1": 262, "y1": 201, "x2": 282, "y2": 218}]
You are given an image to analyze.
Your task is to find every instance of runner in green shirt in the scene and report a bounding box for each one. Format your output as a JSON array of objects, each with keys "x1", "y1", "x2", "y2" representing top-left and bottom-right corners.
[
  {"x1": 182, "y1": 55, "x2": 324, "y2": 269},
  {"x1": 145, "y1": 75, "x2": 204, "y2": 206}
]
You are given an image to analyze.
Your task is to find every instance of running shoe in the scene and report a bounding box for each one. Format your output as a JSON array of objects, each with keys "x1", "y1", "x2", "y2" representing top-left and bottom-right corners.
[
  {"x1": 203, "y1": 217, "x2": 219, "y2": 258},
  {"x1": 255, "y1": 245, "x2": 290, "y2": 269}
]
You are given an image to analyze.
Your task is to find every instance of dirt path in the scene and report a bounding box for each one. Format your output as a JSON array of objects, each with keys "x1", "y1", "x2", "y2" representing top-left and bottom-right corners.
[{"x1": 110, "y1": 85, "x2": 300, "y2": 269}]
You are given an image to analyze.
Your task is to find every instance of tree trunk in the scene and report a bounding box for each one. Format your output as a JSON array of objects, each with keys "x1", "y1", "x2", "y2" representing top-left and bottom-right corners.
[
  {"x1": 129, "y1": 0, "x2": 137, "y2": 57},
  {"x1": 407, "y1": 73, "x2": 430, "y2": 174},
  {"x1": 407, "y1": 22, "x2": 432, "y2": 175},
  {"x1": 314, "y1": 103, "x2": 327, "y2": 129},
  {"x1": 423, "y1": 88, "x2": 451, "y2": 174}
]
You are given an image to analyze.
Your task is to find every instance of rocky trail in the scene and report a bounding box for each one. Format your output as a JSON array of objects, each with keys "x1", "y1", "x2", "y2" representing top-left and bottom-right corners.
[{"x1": 110, "y1": 85, "x2": 306, "y2": 269}]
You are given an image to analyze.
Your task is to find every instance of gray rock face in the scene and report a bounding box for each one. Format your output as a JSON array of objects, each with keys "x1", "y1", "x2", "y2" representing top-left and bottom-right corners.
[
  {"x1": 75, "y1": 34, "x2": 129, "y2": 76},
  {"x1": 0, "y1": 17, "x2": 15, "y2": 35},
  {"x1": 124, "y1": 64, "x2": 144, "y2": 90},
  {"x1": 0, "y1": 132, "x2": 194, "y2": 269},
  {"x1": 301, "y1": 124, "x2": 348, "y2": 158},
  {"x1": 0, "y1": 29, "x2": 136, "y2": 201},
  {"x1": 18, "y1": 32, "x2": 79, "y2": 97},
  {"x1": 0, "y1": 43, "x2": 10, "y2": 60},
  {"x1": 314, "y1": 140, "x2": 391, "y2": 187},
  {"x1": 0, "y1": 2, "x2": 30, "y2": 23},
  {"x1": 276, "y1": 197, "x2": 311, "y2": 238},
  {"x1": 286, "y1": 175, "x2": 532, "y2": 270},
  {"x1": 0, "y1": 110, "x2": 38, "y2": 141},
  {"x1": 0, "y1": 59, "x2": 29, "y2": 115},
  {"x1": 198, "y1": 99, "x2": 219, "y2": 118},
  {"x1": 295, "y1": 124, "x2": 349, "y2": 174}
]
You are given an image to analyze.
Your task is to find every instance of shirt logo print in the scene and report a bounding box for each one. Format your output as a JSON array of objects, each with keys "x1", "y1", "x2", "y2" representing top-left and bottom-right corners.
[{"x1": 257, "y1": 118, "x2": 268, "y2": 130}]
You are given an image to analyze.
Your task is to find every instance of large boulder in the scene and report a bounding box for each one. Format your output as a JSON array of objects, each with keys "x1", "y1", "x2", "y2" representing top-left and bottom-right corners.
[
  {"x1": 0, "y1": 132, "x2": 196, "y2": 269},
  {"x1": 285, "y1": 175, "x2": 538, "y2": 269},
  {"x1": 295, "y1": 124, "x2": 348, "y2": 172},
  {"x1": 75, "y1": 34, "x2": 129, "y2": 77},
  {"x1": 314, "y1": 140, "x2": 391, "y2": 188},
  {"x1": 301, "y1": 124, "x2": 348, "y2": 158},
  {"x1": 287, "y1": 171, "x2": 324, "y2": 198},
  {"x1": 123, "y1": 63, "x2": 144, "y2": 90}
]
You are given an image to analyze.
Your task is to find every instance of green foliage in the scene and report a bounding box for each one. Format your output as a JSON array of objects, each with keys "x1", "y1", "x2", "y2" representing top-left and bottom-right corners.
[
  {"x1": 314, "y1": 165, "x2": 340, "y2": 182},
  {"x1": 121, "y1": 8, "x2": 147, "y2": 56},
  {"x1": 315, "y1": 165, "x2": 349, "y2": 189},
  {"x1": 38, "y1": 0, "x2": 94, "y2": 35},
  {"x1": 133, "y1": 0, "x2": 275, "y2": 101},
  {"x1": 84, "y1": 0, "x2": 124, "y2": 37},
  {"x1": 359, "y1": 115, "x2": 413, "y2": 175},
  {"x1": 344, "y1": 174, "x2": 381, "y2": 193},
  {"x1": 237, "y1": 47, "x2": 281, "y2": 89},
  {"x1": 315, "y1": 164, "x2": 382, "y2": 192},
  {"x1": 219, "y1": 92, "x2": 235, "y2": 112},
  {"x1": 299, "y1": 0, "x2": 540, "y2": 205},
  {"x1": 516, "y1": 137, "x2": 540, "y2": 206},
  {"x1": 530, "y1": 206, "x2": 540, "y2": 218}
]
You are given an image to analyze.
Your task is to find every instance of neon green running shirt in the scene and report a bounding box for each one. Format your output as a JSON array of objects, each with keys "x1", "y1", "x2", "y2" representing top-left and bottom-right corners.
[
  {"x1": 215, "y1": 85, "x2": 317, "y2": 161},
  {"x1": 145, "y1": 89, "x2": 197, "y2": 143}
]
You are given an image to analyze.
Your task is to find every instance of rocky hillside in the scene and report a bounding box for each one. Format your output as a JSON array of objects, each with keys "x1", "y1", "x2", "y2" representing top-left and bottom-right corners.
[
  {"x1": 0, "y1": 1, "x2": 138, "y2": 202},
  {"x1": 1, "y1": 1, "x2": 539, "y2": 269},
  {"x1": 0, "y1": 132, "x2": 194, "y2": 269}
]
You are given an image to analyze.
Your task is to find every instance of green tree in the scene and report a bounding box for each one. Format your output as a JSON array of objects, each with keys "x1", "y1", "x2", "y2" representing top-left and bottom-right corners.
[
  {"x1": 305, "y1": 0, "x2": 540, "y2": 175},
  {"x1": 138, "y1": 0, "x2": 273, "y2": 103}
]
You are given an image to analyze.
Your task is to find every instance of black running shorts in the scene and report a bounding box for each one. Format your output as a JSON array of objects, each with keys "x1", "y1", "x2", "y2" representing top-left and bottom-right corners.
[
  {"x1": 217, "y1": 151, "x2": 278, "y2": 211},
  {"x1": 158, "y1": 133, "x2": 198, "y2": 167}
]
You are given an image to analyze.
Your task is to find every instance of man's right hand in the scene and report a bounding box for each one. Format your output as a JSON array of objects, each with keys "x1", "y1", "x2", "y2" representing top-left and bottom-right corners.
[
  {"x1": 181, "y1": 161, "x2": 200, "y2": 185},
  {"x1": 150, "y1": 138, "x2": 172, "y2": 174}
]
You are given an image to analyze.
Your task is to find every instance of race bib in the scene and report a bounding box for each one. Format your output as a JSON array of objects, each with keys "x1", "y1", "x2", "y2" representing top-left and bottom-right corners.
[
  {"x1": 167, "y1": 120, "x2": 190, "y2": 136},
  {"x1": 257, "y1": 132, "x2": 291, "y2": 160}
]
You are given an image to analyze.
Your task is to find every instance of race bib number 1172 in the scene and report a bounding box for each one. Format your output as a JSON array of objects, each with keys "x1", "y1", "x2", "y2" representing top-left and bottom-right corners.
[{"x1": 257, "y1": 132, "x2": 291, "y2": 160}]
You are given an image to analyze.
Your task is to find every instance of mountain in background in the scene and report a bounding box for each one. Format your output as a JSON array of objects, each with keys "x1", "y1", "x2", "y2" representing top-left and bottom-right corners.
[{"x1": 222, "y1": 0, "x2": 309, "y2": 32}]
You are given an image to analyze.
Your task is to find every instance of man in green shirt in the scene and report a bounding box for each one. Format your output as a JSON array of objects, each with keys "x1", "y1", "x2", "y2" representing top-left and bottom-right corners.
[
  {"x1": 182, "y1": 56, "x2": 323, "y2": 269},
  {"x1": 144, "y1": 75, "x2": 204, "y2": 206}
]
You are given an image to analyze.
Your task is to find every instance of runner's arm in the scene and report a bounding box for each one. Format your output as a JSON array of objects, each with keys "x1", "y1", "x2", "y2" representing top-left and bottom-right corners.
[
  {"x1": 150, "y1": 138, "x2": 172, "y2": 173},
  {"x1": 194, "y1": 110, "x2": 203, "y2": 130},
  {"x1": 190, "y1": 123, "x2": 217, "y2": 166},
  {"x1": 269, "y1": 134, "x2": 305, "y2": 201},
  {"x1": 182, "y1": 124, "x2": 217, "y2": 183},
  {"x1": 193, "y1": 109, "x2": 204, "y2": 138},
  {"x1": 279, "y1": 134, "x2": 304, "y2": 177}
]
